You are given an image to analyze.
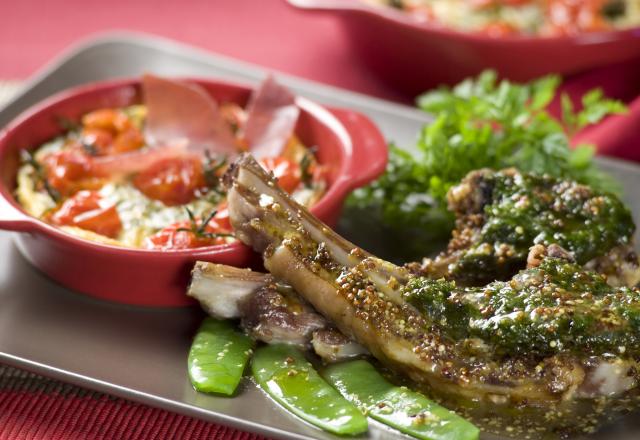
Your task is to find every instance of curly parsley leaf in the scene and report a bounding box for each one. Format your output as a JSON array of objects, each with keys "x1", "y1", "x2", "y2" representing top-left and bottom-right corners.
[{"x1": 347, "y1": 71, "x2": 626, "y2": 260}]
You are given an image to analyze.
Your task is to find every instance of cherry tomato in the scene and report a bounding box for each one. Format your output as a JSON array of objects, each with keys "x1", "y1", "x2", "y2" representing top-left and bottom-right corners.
[
  {"x1": 81, "y1": 127, "x2": 113, "y2": 152},
  {"x1": 482, "y1": 21, "x2": 518, "y2": 36},
  {"x1": 545, "y1": 0, "x2": 609, "y2": 35},
  {"x1": 80, "y1": 108, "x2": 144, "y2": 155},
  {"x1": 145, "y1": 212, "x2": 231, "y2": 250},
  {"x1": 82, "y1": 109, "x2": 131, "y2": 132},
  {"x1": 259, "y1": 156, "x2": 301, "y2": 193},
  {"x1": 50, "y1": 190, "x2": 122, "y2": 238},
  {"x1": 112, "y1": 127, "x2": 145, "y2": 154},
  {"x1": 133, "y1": 157, "x2": 206, "y2": 206},
  {"x1": 42, "y1": 148, "x2": 100, "y2": 196}
]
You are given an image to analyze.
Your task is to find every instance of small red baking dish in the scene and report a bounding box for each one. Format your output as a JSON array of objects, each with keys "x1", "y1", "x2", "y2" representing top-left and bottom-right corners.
[
  {"x1": 0, "y1": 78, "x2": 387, "y2": 307},
  {"x1": 288, "y1": 0, "x2": 640, "y2": 96}
]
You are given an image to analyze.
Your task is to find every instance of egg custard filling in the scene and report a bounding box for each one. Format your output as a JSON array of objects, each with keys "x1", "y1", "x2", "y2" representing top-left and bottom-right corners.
[{"x1": 15, "y1": 79, "x2": 326, "y2": 250}]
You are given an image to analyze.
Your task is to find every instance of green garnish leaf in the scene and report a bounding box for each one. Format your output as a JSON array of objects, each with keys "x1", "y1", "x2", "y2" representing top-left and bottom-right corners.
[
  {"x1": 203, "y1": 150, "x2": 228, "y2": 193},
  {"x1": 177, "y1": 208, "x2": 233, "y2": 240},
  {"x1": 299, "y1": 146, "x2": 317, "y2": 189},
  {"x1": 20, "y1": 149, "x2": 60, "y2": 202},
  {"x1": 348, "y1": 71, "x2": 626, "y2": 258}
]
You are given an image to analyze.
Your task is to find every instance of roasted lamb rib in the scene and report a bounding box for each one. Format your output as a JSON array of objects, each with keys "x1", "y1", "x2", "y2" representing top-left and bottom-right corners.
[
  {"x1": 224, "y1": 154, "x2": 640, "y2": 438},
  {"x1": 412, "y1": 168, "x2": 640, "y2": 287},
  {"x1": 188, "y1": 262, "x2": 367, "y2": 362}
]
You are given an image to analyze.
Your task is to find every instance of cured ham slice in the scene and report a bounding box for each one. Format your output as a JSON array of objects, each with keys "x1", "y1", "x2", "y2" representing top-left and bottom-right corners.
[
  {"x1": 92, "y1": 75, "x2": 302, "y2": 177},
  {"x1": 243, "y1": 75, "x2": 300, "y2": 158},
  {"x1": 142, "y1": 74, "x2": 237, "y2": 155},
  {"x1": 91, "y1": 141, "x2": 190, "y2": 177}
]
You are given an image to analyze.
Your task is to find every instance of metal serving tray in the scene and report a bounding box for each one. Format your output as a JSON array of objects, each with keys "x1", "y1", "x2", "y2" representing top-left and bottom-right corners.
[{"x1": 1, "y1": 33, "x2": 639, "y2": 440}]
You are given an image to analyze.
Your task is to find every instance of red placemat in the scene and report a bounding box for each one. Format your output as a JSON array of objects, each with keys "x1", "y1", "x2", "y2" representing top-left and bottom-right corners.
[{"x1": 0, "y1": 365, "x2": 269, "y2": 440}]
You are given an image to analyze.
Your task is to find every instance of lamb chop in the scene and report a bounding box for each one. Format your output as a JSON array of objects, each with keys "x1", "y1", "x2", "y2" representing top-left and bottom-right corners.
[
  {"x1": 224, "y1": 154, "x2": 640, "y2": 438},
  {"x1": 413, "y1": 168, "x2": 640, "y2": 287},
  {"x1": 188, "y1": 262, "x2": 367, "y2": 362}
]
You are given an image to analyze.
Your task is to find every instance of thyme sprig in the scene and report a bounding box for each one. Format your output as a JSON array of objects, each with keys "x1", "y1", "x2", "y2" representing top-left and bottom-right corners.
[
  {"x1": 80, "y1": 140, "x2": 99, "y2": 156},
  {"x1": 299, "y1": 146, "x2": 317, "y2": 189},
  {"x1": 20, "y1": 149, "x2": 60, "y2": 202},
  {"x1": 54, "y1": 116, "x2": 80, "y2": 132},
  {"x1": 203, "y1": 150, "x2": 228, "y2": 193},
  {"x1": 176, "y1": 208, "x2": 233, "y2": 240}
]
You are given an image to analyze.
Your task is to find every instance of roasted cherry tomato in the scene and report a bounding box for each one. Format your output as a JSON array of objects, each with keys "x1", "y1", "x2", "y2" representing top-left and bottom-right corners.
[
  {"x1": 259, "y1": 156, "x2": 302, "y2": 193},
  {"x1": 81, "y1": 127, "x2": 113, "y2": 152},
  {"x1": 50, "y1": 190, "x2": 122, "y2": 238},
  {"x1": 145, "y1": 212, "x2": 231, "y2": 250},
  {"x1": 82, "y1": 108, "x2": 131, "y2": 132},
  {"x1": 482, "y1": 21, "x2": 518, "y2": 36},
  {"x1": 545, "y1": 0, "x2": 609, "y2": 35},
  {"x1": 42, "y1": 148, "x2": 100, "y2": 196},
  {"x1": 81, "y1": 108, "x2": 144, "y2": 155},
  {"x1": 133, "y1": 157, "x2": 206, "y2": 206},
  {"x1": 112, "y1": 127, "x2": 145, "y2": 154}
]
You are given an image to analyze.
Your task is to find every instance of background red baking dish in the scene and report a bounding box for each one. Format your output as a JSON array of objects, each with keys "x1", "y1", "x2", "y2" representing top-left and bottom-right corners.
[
  {"x1": 0, "y1": 78, "x2": 388, "y2": 307},
  {"x1": 288, "y1": 0, "x2": 640, "y2": 97}
]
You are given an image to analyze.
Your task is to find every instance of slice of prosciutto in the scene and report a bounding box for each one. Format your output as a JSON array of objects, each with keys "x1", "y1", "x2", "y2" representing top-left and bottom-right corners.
[
  {"x1": 90, "y1": 141, "x2": 192, "y2": 177},
  {"x1": 243, "y1": 75, "x2": 300, "y2": 158},
  {"x1": 142, "y1": 74, "x2": 237, "y2": 155},
  {"x1": 91, "y1": 75, "x2": 302, "y2": 177}
]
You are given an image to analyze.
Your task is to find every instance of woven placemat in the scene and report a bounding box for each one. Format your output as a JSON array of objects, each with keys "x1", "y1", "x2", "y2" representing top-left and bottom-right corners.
[
  {"x1": 0, "y1": 81, "x2": 268, "y2": 440},
  {"x1": 0, "y1": 365, "x2": 267, "y2": 440}
]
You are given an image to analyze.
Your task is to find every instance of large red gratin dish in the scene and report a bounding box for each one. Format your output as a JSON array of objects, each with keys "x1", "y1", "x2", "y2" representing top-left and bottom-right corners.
[
  {"x1": 288, "y1": 0, "x2": 640, "y2": 97},
  {"x1": 0, "y1": 78, "x2": 388, "y2": 307}
]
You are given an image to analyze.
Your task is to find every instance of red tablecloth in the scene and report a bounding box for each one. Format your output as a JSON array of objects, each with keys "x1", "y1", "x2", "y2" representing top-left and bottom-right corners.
[
  {"x1": 0, "y1": 365, "x2": 265, "y2": 440},
  {"x1": 0, "y1": 0, "x2": 408, "y2": 102}
]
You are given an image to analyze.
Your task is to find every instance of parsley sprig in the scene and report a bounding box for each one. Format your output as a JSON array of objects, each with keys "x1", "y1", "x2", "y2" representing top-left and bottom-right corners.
[
  {"x1": 177, "y1": 208, "x2": 233, "y2": 240},
  {"x1": 348, "y1": 70, "x2": 626, "y2": 259}
]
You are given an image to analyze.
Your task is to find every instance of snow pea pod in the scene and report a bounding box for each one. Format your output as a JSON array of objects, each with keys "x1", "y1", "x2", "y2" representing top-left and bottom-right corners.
[
  {"x1": 251, "y1": 344, "x2": 368, "y2": 436},
  {"x1": 323, "y1": 360, "x2": 479, "y2": 440},
  {"x1": 188, "y1": 318, "x2": 253, "y2": 396}
]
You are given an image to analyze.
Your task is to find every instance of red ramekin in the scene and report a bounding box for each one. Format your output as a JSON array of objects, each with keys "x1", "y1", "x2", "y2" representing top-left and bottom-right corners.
[
  {"x1": 0, "y1": 78, "x2": 388, "y2": 307},
  {"x1": 288, "y1": 0, "x2": 640, "y2": 96}
]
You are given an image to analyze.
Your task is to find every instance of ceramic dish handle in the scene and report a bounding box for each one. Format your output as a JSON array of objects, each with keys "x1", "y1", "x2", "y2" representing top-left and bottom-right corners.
[
  {"x1": 328, "y1": 107, "x2": 388, "y2": 192},
  {"x1": 0, "y1": 190, "x2": 37, "y2": 232}
]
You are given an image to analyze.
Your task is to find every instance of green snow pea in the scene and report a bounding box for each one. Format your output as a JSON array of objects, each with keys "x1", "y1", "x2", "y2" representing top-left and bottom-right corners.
[
  {"x1": 251, "y1": 344, "x2": 368, "y2": 436},
  {"x1": 188, "y1": 318, "x2": 253, "y2": 396},
  {"x1": 323, "y1": 360, "x2": 479, "y2": 440}
]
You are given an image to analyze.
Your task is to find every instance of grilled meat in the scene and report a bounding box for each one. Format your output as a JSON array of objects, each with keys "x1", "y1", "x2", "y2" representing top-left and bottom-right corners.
[
  {"x1": 238, "y1": 281, "x2": 325, "y2": 346},
  {"x1": 188, "y1": 263, "x2": 269, "y2": 319},
  {"x1": 414, "y1": 168, "x2": 640, "y2": 287},
  {"x1": 188, "y1": 262, "x2": 366, "y2": 361},
  {"x1": 311, "y1": 329, "x2": 369, "y2": 362},
  {"x1": 225, "y1": 154, "x2": 640, "y2": 438}
]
